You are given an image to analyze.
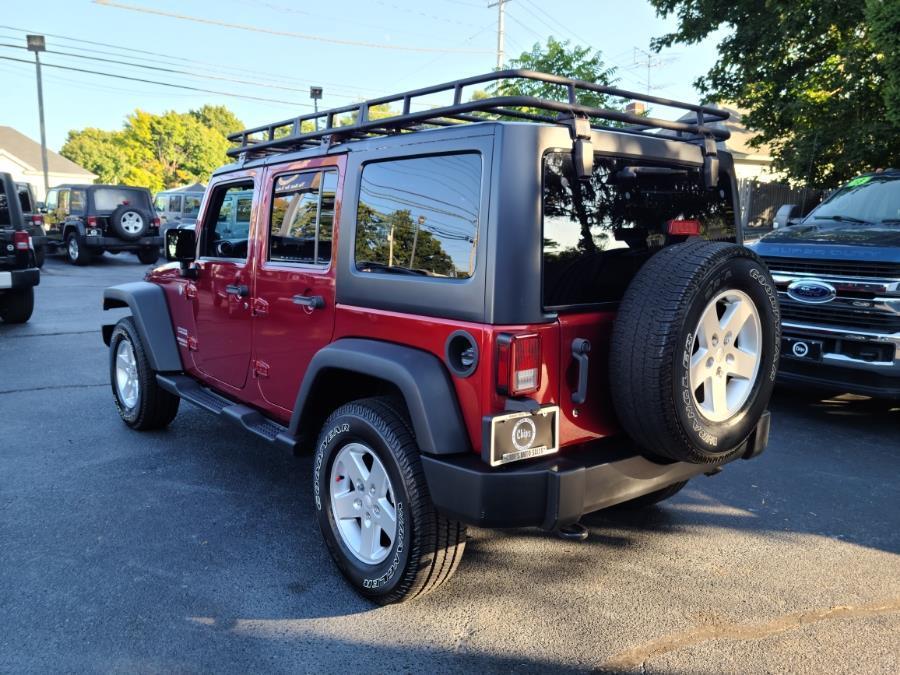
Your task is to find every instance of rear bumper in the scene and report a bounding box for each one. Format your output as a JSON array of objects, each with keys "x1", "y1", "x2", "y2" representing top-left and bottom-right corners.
[
  {"x1": 83, "y1": 235, "x2": 162, "y2": 250},
  {"x1": 0, "y1": 267, "x2": 40, "y2": 290},
  {"x1": 422, "y1": 412, "x2": 770, "y2": 530}
]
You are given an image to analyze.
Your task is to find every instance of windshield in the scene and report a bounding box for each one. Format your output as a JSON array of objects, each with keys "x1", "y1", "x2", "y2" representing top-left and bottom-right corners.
[
  {"x1": 807, "y1": 175, "x2": 900, "y2": 224},
  {"x1": 93, "y1": 188, "x2": 151, "y2": 212}
]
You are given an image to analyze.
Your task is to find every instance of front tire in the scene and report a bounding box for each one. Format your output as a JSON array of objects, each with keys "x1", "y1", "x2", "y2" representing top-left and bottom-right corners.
[
  {"x1": 109, "y1": 317, "x2": 179, "y2": 430},
  {"x1": 0, "y1": 287, "x2": 34, "y2": 324},
  {"x1": 314, "y1": 398, "x2": 466, "y2": 604},
  {"x1": 66, "y1": 232, "x2": 92, "y2": 266}
]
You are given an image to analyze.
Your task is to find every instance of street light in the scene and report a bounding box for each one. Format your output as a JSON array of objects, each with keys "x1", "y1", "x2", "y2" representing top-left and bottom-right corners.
[
  {"x1": 310, "y1": 86, "x2": 323, "y2": 131},
  {"x1": 26, "y1": 35, "x2": 50, "y2": 200}
]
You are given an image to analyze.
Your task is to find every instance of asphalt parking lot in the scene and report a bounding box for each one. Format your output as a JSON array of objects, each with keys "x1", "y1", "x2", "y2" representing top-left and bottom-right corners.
[{"x1": 1, "y1": 254, "x2": 898, "y2": 674}]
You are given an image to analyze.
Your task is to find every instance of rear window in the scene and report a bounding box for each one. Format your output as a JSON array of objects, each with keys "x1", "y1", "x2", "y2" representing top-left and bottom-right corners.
[
  {"x1": 17, "y1": 187, "x2": 33, "y2": 213},
  {"x1": 93, "y1": 188, "x2": 150, "y2": 212},
  {"x1": 355, "y1": 153, "x2": 482, "y2": 279},
  {"x1": 542, "y1": 153, "x2": 735, "y2": 308}
]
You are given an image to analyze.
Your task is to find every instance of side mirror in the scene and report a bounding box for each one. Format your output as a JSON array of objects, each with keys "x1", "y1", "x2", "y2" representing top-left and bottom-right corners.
[
  {"x1": 773, "y1": 204, "x2": 800, "y2": 229},
  {"x1": 166, "y1": 227, "x2": 196, "y2": 263}
]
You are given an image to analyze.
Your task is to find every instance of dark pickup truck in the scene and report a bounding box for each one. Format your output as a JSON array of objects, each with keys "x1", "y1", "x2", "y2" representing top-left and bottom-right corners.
[
  {"x1": 1, "y1": 172, "x2": 40, "y2": 323},
  {"x1": 752, "y1": 169, "x2": 900, "y2": 398}
]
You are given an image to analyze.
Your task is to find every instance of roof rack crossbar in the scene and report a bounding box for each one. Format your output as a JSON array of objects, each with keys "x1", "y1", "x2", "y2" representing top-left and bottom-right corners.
[{"x1": 228, "y1": 69, "x2": 730, "y2": 159}]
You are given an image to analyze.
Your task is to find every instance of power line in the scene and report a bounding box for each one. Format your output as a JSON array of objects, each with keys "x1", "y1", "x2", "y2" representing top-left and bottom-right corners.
[
  {"x1": 92, "y1": 0, "x2": 493, "y2": 54},
  {"x1": 0, "y1": 42, "x2": 362, "y2": 100},
  {"x1": 0, "y1": 25, "x2": 383, "y2": 96},
  {"x1": 0, "y1": 54, "x2": 305, "y2": 105},
  {"x1": 519, "y1": 0, "x2": 591, "y2": 46}
]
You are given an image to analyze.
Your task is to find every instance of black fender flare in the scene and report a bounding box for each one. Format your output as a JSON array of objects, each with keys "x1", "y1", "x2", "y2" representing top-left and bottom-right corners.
[
  {"x1": 102, "y1": 282, "x2": 182, "y2": 372},
  {"x1": 63, "y1": 220, "x2": 85, "y2": 239},
  {"x1": 291, "y1": 338, "x2": 471, "y2": 455}
]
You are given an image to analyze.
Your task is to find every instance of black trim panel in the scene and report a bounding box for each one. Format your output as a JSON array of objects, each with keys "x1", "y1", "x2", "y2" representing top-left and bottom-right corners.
[
  {"x1": 102, "y1": 282, "x2": 182, "y2": 372},
  {"x1": 290, "y1": 338, "x2": 470, "y2": 455}
]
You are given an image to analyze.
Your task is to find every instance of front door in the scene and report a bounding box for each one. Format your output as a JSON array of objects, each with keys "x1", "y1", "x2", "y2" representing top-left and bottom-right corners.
[
  {"x1": 192, "y1": 178, "x2": 257, "y2": 390},
  {"x1": 252, "y1": 165, "x2": 340, "y2": 412}
]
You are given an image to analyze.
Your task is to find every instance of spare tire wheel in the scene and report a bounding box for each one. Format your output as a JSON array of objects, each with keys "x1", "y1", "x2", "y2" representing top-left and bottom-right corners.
[
  {"x1": 610, "y1": 240, "x2": 780, "y2": 464},
  {"x1": 111, "y1": 204, "x2": 149, "y2": 241}
]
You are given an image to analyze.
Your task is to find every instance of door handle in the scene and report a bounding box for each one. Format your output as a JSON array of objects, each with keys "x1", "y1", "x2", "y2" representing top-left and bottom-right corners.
[
  {"x1": 225, "y1": 284, "x2": 249, "y2": 297},
  {"x1": 292, "y1": 294, "x2": 325, "y2": 310},
  {"x1": 571, "y1": 338, "x2": 591, "y2": 405}
]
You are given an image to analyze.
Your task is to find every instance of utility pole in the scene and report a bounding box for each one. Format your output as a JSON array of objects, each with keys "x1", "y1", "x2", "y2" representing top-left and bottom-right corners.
[
  {"x1": 488, "y1": 0, "x2": 510, "y2": 70},
  {"x1": 632, "y1": 47, "x2": 672, "y2": 95},
  {"x1": 26, "y1": 35, "x2": 49, "y2": 200}
]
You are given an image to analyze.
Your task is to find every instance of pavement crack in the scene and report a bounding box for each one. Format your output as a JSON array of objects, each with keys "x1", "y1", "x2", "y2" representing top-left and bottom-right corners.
[
  {"x1": 0, "y1": 383, "x2": 107, "y2": 395},
  {"x1": 603, "y1": 598, "x2": 900, "y2": 670}
]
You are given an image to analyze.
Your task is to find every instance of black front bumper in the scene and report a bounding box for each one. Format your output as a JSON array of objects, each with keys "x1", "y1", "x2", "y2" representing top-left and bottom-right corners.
[
  {"x1": 0, "y1": 267, "x2": 40, "y2": 290},
  {"x1": 83, "y1": 235, "x2": 163, "y2": 250},
  {"x1": 422, "y1": 412, "x2": 770, "y2": 530},
  {"x1": 778, "y1": 360, "x2": 900, "y2": 399}
]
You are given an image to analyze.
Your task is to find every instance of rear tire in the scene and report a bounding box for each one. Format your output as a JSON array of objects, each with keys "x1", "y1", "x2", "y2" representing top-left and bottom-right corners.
[
  {"x1": 610, "y1": 241, "x2": 780, "y2": 464},
  {"x1": 34, "y1": 245, "x2": 46, "y2": 268},
  {"x1": 137, "y1": 248, "x2": 159, "y2": 265},
  {"x1": 314, "y1": 397, "x2": 466, "y2": 604},
  {"x1": 109, "y1": 316, "x2": 180, "y2": 430},
  {"x1": 0, "y1": 287, "x2": 34, "y2": 324},
  {"x1": 66, "y1": 232, "x2": 92, "y2": 266}
]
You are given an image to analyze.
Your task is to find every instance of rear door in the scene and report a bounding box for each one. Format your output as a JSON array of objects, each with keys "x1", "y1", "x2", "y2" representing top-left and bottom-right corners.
[
  {"x1": 191, "y1": 175, "x2": 258, "y2": 390},
  {"x1": 252, "y1": 159, "x2": 342, "y2": 412}
]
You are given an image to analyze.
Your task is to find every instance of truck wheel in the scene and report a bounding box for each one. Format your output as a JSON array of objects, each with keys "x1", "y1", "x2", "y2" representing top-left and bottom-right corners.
[
  {"x1": 109, "y1": 316, "x2": 179, "y2": 430},
  {"x1": 110, "y1": 205, "x2": 149, "y2": 241},
  {"x1": 610, "y1": 240, "x2": 780, "y2": 464},
  {"x1": 0, "y1": 287, "x2": 34, "y2": 324},
  {"x1": 314, "y1": 398, "x2": 466, "y2": 604},
  {"x1": 34, "y1": 245, "x2": 46, "y2": 268},
  {"x1": 66, "y1": 232, "x2": 92, "y2": 266},
  {"x1": 613, "y1": 481, "x2": 688, "y2": 510},
  {"x1": 137, "y1": 248, "x2": 159, "y2": 265}
]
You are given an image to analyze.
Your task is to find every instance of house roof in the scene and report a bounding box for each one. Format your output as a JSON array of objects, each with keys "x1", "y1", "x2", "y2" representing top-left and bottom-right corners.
[{"x1": 0, "y1": 126, "x2": 96, "y2": 176}]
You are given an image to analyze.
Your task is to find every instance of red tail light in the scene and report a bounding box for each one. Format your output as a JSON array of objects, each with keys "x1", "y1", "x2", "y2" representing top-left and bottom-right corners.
[
  {"x1": 667, "y1": 219, "x2": 702, "y2": 236},
  {"x1": 87, "y1": 216, "x2": 98, "y2": 227},
  {"x1": 31, "y1": 214, "x2": 44, "y2": 226},
  {"x1": 13, "y1": 230, "x2": 31, "y2": 251},
  {"x1": 152, "y1": 216, "x2": 161, "y2": 226},
  {"x1": 497, "y1": 333, "x2": 541, "y2": 397}
]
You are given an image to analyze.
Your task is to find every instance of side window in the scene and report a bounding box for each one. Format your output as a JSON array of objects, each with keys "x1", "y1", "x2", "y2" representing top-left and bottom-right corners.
[
  {"x1": 69, "y1": 190, "x2": 86, "y2": 213},
  {"x1": 46, "y1": 189, "x2": 58, "y2": 210},
  {"x1": 268, "y1": 170, "x2": 337, "y2": 265},
  {"x1": 201, "y1": 181, "x2": 254, "y2": 260},
  {"x1": 355, "y1": 154, "x2": 481, "y2": 278},
  {"x1": 168, "y1": 195, "x2": 182, "y2": 214},
  {"x1": 58, "y1": 190, "x2": 70, "y2": 212},
  {"x1": 154, "y1": 195, "x2": 167, "y2": 212},
  {"x1": 183, "y1": 195, "x2": 201, "y2": 217}
]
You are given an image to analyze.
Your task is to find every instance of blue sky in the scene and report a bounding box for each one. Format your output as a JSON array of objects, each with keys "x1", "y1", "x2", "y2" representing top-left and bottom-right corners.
[{"x1": 1, "y1": 0, "x2": 722, "y2": 151}]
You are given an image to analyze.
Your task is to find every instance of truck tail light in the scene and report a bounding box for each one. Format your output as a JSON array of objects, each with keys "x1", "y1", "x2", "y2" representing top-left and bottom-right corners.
[
  {"x1": 667, "y1": 219, "x2": 702, "y2": 236},
  {"x1": 497, "y1": 333, "x2": 541, "y2": 396},
  {"x1": 152, "y1": 216, "x2": 161, "y2": 227},
  {"x1": 31, "y1": 214, "x2": 44, "y2": 226},
  {"x1": 87, "y1": 216, "x2": 98, "y2": 227},
  {"x1": 13, "y1": 230, "x2": 31, "y2": 251}
]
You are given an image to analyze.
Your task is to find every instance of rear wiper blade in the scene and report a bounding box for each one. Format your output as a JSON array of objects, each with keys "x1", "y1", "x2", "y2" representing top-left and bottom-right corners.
[
  {"x1": 813, "y1": 214, "x2": 869, "y2": 224},
  {"x1": 357, "y1": 261, "x2": 429, "y2": 276}
]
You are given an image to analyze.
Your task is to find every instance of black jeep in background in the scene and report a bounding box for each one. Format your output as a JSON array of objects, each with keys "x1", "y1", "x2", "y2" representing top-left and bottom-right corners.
[
  {"x1": 1, "y1": 172, "x2": 40, "y2": 323},
  {"x1": 43, "y1": 184, "x2": 162, "y2": 265},
  {"x1": 752, "y1": 169, "x2": 900, "y2": 398}
]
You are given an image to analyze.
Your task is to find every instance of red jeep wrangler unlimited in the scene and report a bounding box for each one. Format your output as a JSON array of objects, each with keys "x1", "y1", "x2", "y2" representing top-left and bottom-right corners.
[{"x1": 102, "y1": 71, "x2": 779, "y2": 604}]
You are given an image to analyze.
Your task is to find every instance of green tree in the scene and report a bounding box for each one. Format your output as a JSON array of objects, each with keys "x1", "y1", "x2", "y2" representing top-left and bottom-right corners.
[
  {"x1": 492, "y1": 37, "x2": 619, "y2": 111},
  {"x1": 60, "y1": 106, "x2": 245, "y2": 191},
  {"x1": 648, "y1": 0, "x2": 900, "y2": 186}
]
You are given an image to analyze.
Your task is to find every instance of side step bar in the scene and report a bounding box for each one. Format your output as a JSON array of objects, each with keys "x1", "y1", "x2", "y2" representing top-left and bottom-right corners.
[{"x1": 156, "y1": 374, "x2": 299, "y2": 452}]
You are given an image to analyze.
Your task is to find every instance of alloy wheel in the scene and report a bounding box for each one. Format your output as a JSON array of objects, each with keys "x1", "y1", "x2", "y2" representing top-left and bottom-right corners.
[
  {"x1": 115, "y1": 339, "x2": 140, "y2": 409},
  {"x1": 689, "y1": 289, "x2": 762, "y2": 423},
  {"x1": 121, "y1": 211, "x2": 144, "y2": 234},
  {"x1": 329, "y1": 442, "x2": 397, "y2": 565}
]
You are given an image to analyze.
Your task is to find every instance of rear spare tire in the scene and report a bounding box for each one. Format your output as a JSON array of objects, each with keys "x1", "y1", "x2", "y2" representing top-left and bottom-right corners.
[
  {"x1": 610, "y1": 240, "x2": 780, "y2": 464},
  {"x1": 110, "y1": 204, "x2": 149, "y2": 241}
]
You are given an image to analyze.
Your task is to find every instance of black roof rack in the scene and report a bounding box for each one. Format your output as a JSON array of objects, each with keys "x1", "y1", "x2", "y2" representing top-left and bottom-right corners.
[{"x1": 227, "y1": 69, "x2": 731, "y2": 160}]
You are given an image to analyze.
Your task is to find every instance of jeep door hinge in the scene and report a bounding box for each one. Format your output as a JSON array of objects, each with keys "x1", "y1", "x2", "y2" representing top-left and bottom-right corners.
[
  {"x1": 252, "y1": 360, "x2": 270, "y2": 378},
  {"x1": 251, "y1": 298, "x2": 269, "y2": 317}
]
